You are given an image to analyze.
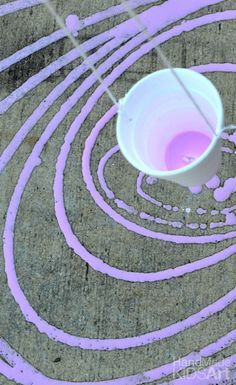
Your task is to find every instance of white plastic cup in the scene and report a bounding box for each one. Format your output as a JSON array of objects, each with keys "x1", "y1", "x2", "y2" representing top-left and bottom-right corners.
[{"x1": 116, "y1": 68, "x2": 224, "y2": 187}]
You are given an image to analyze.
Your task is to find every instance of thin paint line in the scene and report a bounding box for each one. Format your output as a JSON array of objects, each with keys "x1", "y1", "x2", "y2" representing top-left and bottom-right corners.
[{"x1": 0, "y1": 0, "x2": 46, "y2": 17}]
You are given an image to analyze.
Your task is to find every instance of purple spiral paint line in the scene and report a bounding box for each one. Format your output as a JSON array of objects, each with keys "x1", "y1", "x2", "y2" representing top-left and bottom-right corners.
[
  {"x1": 0, "y1": 331, "x2": 235, "y2": 384},
  {"x1": 222, "y1": 131, "x2": 236, "y2": 146},
  {"x1": 214, "y1": 177, "x2": 236, "y2": 202},
  {"x1": 1, "y1": 0, "x2": 234, "y2": 354},
  {"x1": 97, "y1": 145, "x2": 119, "y2": 200},
  {"x1": 1, "y1": 9, "x2": 236, "y2": 171},
  {"x1": 0, "y1": 0, "x2": 235, "y2": 384}
]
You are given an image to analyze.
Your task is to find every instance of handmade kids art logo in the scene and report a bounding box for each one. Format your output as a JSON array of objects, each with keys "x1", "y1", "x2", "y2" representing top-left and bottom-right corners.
[{"x1": 173, "y1": 357, "x2": 232, "y2": 381}]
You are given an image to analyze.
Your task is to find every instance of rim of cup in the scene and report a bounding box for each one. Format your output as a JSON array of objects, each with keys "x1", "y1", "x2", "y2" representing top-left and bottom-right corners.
[{"x1": 116, "y1": 68, "x2": 224, "y2": 177}]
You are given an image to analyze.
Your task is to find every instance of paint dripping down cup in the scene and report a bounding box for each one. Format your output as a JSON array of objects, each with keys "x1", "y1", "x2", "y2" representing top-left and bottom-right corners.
[{"x1": 116, "y1": 68, "x2": 224, "y2": 187}]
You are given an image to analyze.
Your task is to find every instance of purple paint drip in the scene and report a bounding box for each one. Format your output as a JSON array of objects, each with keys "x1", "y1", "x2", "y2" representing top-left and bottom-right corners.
[
  {"x1": 137, "y1": 173, "x2": 162, "y2": 207},
  {"x1": 205, "y1": 175, "x2": 220, "y2": 189},
  {"x1": 146, "y1": 176, "x2": 157, "y2": 185},
  {"x1": 214, "y1": 177, "x2": 236, "y2": 202}
]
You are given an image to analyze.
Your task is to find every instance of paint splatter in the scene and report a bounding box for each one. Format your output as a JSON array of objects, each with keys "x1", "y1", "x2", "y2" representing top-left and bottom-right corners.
[{"x1": 214, "y1": 177, "x2": 236, "y2": 202}]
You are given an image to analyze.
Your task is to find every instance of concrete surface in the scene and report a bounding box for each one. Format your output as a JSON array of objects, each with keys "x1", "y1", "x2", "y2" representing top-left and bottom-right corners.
[{"x1": 0, "y1": 0, "x2": 235, "y2": 384}]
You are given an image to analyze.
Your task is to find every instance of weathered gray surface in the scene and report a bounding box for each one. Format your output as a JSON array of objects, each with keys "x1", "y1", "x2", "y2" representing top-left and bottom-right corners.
[{"x1": 0, "y1": 0, "x2": 235, "y2": 384}]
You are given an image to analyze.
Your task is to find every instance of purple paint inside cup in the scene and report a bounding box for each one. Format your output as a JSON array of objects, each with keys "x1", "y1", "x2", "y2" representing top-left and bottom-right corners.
[{"x1": 165, "y1": 130, "x2": 212, "y2": 171}]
